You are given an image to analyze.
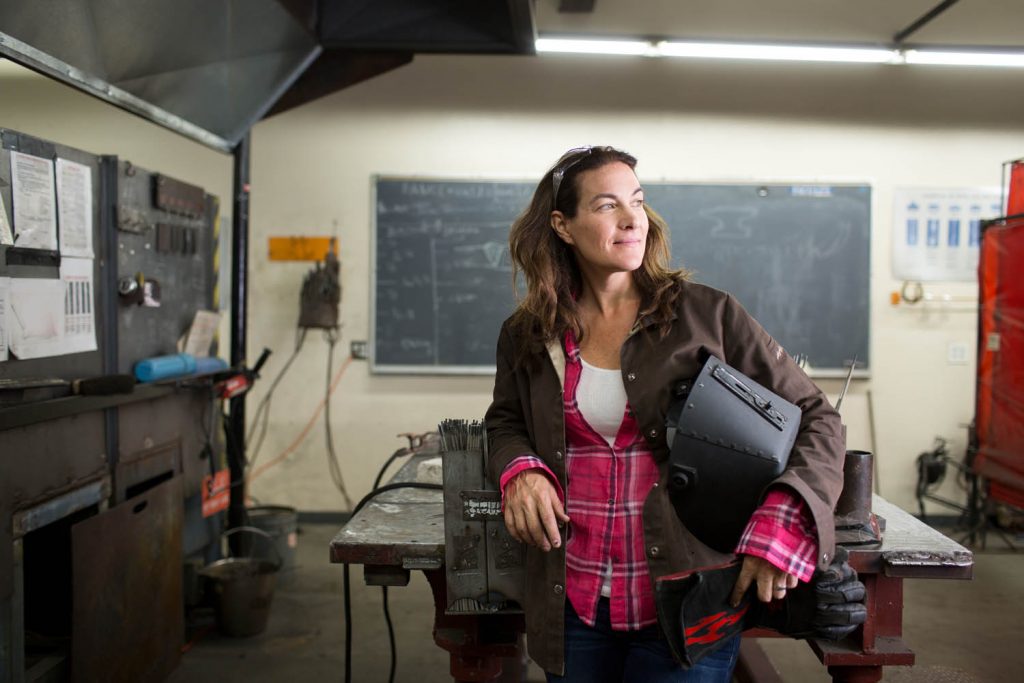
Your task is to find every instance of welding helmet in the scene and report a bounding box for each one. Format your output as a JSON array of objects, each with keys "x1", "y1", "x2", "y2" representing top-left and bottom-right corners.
[{"x1": 665, "y1": 354, "x2": 801, "y2": 553}]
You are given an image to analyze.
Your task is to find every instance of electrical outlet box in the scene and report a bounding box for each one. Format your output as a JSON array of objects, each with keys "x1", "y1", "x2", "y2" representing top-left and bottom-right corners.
[
  {"x1": 350, "y1": 340, "x2": 368, "y2": 359},
  {"x1": 947, "y1": 341, "x2": 970, "y2": 365}
]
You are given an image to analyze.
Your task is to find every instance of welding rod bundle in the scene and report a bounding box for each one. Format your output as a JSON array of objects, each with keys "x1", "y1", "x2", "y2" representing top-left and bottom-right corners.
[{"x1": 438, "y1": 418, "x2": 485, "y2": 453}]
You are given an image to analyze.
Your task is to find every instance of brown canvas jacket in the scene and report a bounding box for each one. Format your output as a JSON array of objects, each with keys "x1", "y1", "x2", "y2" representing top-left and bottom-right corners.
[{"x1": 484, "y1": 280, "x2": 845, "y2": 675}]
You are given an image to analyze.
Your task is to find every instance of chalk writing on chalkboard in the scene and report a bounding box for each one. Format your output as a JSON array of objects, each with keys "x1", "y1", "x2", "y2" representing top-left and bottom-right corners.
[
  {"x1": 373, "y1": 179, "x2": 532, "y2": 372},
  {"x1": 646, "y1": 183, "x2": 870, "y2": 376},
  {"x1": 372, "y1": 177, "x2": 870, "y2": 376}
]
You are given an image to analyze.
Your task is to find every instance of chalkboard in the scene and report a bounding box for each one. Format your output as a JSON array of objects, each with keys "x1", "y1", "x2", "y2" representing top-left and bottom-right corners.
[
  {"x1": 372, "y1": 178, "x2": 870, "y2": 376},
  {"x1": 373, "y1": 179, "x2": 530, "y2": 372},
  {"x1": 647, "y1": 183, "x2": 871, "y2": 375}
]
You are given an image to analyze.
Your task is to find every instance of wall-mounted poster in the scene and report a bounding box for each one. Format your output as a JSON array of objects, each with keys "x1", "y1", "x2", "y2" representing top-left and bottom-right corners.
[{"x1": 892, "y1": 187, "x2": 1003, "y2": 282}]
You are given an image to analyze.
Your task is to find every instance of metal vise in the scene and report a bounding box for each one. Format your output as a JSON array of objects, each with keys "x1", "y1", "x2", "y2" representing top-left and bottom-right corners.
[{"x1": 441, "y1": 435, "x2": 525, "y2": 614}]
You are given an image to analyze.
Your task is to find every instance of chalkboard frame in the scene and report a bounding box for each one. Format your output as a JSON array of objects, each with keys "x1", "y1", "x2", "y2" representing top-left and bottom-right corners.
[{"x1": 370, "y1": 175, "x2": 871, "y2": 378}]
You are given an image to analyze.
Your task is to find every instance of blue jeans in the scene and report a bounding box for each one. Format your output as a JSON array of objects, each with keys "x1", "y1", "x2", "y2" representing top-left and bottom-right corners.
[{"x1": 545, "y1": 597, "x2": 741, "y2": 683}]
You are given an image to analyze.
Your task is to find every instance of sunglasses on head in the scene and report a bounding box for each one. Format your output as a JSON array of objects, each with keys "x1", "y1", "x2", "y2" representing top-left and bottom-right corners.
[{"x1": 551, "y1": 146, "x2": 599, "y2": 211}]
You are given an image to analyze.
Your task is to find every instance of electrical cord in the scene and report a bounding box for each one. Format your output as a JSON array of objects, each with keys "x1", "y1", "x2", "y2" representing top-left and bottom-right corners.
[
  {"x1": 383, "y1": 586, "x2": 396, "y2": 683},
  {"x1": 372, "y1": 446, "x2": 415, "y2": 492},
  {"x1": 370, "y1": 438, "x2": 431, "y2": 682},
  {"x1": 246, "y1": 353, "x2": 352, "y2": 485},
  {"x1": 197, "y1": 390, "x2": 219, "y2": 482},
  {"x1": 325, "y1": 329, "x2": 354, "y2": 510},
  {"x1": 373, "y1": 433, "x2": 436, "y2": 491},
  {"x1": 248, "y1": 337, "x2": 302, "y2": 443},
  {"x1": 344, "y1": 559, "x2": 353, "y2": 683},
  {"x1": 343, "y1": 482, "x2": 443, "y2": 683},
  {"x1": 198, "y1": 396, "x2": 227, "y2": 553},
  {"x1": 246, "y1": 328, "x2": 308, "y2": 476}
]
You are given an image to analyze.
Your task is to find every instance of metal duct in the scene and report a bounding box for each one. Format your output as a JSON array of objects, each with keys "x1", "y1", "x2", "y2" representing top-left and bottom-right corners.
[
  {"x1": 0, "y1": 0, "x2": 321, "y2": 151},
  {"x1": 0, "y1": 0, "x2": 536, "y2": 152}
]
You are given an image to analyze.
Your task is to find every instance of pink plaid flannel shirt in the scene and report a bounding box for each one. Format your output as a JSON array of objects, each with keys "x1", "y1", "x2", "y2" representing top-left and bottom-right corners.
[{"x1": 500, "y1": 331, "x2": 817, "y2": 629}]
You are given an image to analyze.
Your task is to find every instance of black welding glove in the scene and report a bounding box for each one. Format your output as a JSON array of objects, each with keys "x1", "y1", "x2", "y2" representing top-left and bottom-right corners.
[
  {"x1": 654, "y1": 560, "x2": 751, "y2": 669},
  {"x1": 654, "y1": 548, "x2": 867, "y2": 668},
  {"x1": 751, "y1": 546, "x2": 867, "y2": 640}
]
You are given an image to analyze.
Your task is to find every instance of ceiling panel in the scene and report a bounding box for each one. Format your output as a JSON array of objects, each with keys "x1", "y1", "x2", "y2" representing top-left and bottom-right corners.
[
  {"x1": 910, "y1": 0, "x2": 1024, "y2": 46},
  {"x1": 535, "y1": 0, "x2": 1024, "y2": 47}
]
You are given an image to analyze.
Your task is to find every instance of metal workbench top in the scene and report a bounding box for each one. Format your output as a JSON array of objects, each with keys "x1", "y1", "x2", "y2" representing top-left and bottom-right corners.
[
  {"x1": 866, "y1": 495, "x2": 974, "y2": 579},
  {"x1": 330, "y1": 452, "x2": 445, "y2": 569},
  {"x1": 329, "y1": 455, "x2": 974, "y2": 580}
]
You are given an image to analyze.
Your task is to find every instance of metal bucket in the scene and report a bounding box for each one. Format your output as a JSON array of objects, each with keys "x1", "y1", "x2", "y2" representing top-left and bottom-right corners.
[
  {"x1": 246, "y1": 505, "x2": 299, "y2": 586},
  {"x1": 200, "y1": 527, "x2": 281, "y2": 637}
]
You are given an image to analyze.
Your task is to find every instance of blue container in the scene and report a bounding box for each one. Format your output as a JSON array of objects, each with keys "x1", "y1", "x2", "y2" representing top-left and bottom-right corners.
[
  {"x1": 135, "y1": 353, "x2": 229, "y2": 382},
  {"x1": 195, "y1": 356, "x2": 229, "y2": 374},
  {"x1": 134, "y1": 353, "x2": 197, "y2": 382}
]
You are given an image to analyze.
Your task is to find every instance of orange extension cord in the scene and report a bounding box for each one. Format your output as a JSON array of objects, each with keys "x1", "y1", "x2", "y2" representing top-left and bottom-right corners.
[{"x1": 246, "y1": 355, "x2": 353, "y2": 485}]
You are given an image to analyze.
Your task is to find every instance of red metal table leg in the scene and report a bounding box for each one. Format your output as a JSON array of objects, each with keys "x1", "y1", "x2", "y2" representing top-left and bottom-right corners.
[
  {"x1": 423, "y1": 569, "x2": 525, "y2": 682},
  {"x1": 809, "y1": 572, "x2": 915, "y2": 682}
]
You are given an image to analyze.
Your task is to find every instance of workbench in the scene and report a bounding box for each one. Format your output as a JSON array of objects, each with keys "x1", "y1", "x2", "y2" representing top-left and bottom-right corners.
[{"x1": 330, "y1": 444, "x2": 974, "y2": 683}]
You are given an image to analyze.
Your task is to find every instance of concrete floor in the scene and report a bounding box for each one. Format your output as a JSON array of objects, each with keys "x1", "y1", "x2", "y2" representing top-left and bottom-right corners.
[{"x1": 168, "y1": 523, "x2": 1023, "y2": 683}]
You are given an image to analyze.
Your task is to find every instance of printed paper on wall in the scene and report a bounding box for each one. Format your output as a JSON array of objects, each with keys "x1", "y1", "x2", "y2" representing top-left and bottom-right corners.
[
  {"x1": 10, "y1": 150, "x2": 58, "y2": 250},
  {"x1": 892, "y1": 187, "x2": 1003, "y2": 282},
  {"x1": 56, "y1": 158, "x2": 94, "y2": 258}
]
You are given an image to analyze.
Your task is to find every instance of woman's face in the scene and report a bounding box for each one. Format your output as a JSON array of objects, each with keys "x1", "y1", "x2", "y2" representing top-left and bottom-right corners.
[{"x1": 551, "y1": 161, "x2": 648, "y2": 275}]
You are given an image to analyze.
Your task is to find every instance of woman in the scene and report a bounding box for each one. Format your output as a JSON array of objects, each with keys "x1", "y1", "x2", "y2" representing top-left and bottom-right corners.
[{"x1": 485, "y1": 146, "x2": 845, "y2": 682}]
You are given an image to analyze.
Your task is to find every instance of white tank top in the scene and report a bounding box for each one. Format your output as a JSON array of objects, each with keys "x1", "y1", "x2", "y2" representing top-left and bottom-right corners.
[
  {"x1": 578, "y1": 356, "x2": 628, "y2": 599},
  {"x1": 577, "y1": 357, "x2": 628, "y2": 447}
]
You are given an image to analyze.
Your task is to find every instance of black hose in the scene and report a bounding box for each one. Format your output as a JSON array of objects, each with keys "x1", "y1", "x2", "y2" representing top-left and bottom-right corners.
[
  {"x1": 344, "y1": 563, "x2": 352, "y2": 683},
  {"x1": 352, "y1": 482, "x2": 443, "y2": 516},
  {"x1": 372, "y1": 447, "x2": 414, "y2": 492},
  {"x1": 383, "y1": 586, "x2": 396, "y2": 683}
]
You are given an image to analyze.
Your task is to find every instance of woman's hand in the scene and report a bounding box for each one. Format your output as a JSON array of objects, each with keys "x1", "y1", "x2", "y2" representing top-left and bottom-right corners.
[
  {"x1": 503, "y1": 470, "x2": 570, "y2": 552},
  {"x1": 729, "y1": 554, "x2": 799, "y2": 606}
]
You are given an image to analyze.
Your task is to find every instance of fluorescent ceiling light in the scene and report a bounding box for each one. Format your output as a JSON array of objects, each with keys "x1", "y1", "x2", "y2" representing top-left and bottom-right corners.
[
  {"x1": 904, "y1": 49, "x2": 1024, "y2": 67},
  {"x1": 535, "y1": 36, "x2": 1024, "y2": 69},
  {"x1": 657, "y1": 41, "x2": 898, "y2": 64},
  {"x1": 535, "y1": 36, "x2": 896, "y2": 63},
  {"x1": 535, "y1": 38, "x2": 655, "y2": 56}
]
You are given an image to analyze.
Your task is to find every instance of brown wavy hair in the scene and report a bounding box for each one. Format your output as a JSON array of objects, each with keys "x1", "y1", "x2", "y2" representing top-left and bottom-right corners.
[{"x1": 507, "y1": 146, "x2": 690, "y2": 349}]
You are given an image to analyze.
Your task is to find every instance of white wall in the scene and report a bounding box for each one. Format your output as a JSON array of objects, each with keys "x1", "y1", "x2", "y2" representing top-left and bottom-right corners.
[{"x1": 3, "y1": 53, "x2": 1022, "y2": 514}]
